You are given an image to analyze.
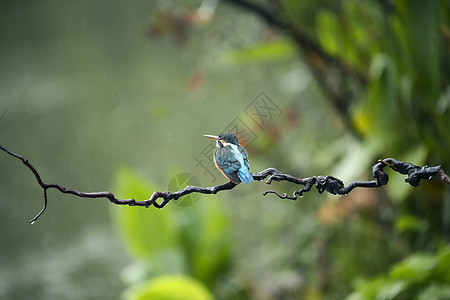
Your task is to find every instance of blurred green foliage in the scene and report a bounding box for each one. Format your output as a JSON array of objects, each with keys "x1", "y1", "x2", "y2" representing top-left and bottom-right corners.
[
  {"x1": 111, "y1": 0, "x2": 449, "y2": 299},
  {"x1": 112, "y1": 167, "x2": 231, "y2": 298},
  {"x1": 347, "y1": 247, "x2": 450, "y2": 300}
]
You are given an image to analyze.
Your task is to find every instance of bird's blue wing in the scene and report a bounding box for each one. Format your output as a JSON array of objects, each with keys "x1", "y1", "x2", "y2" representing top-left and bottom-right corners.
[
  {"x1": 237, "y1": 145, "x2": 253, "y2": 184},
  {"x1": 238, "y1": 145, "x2": 250, "y2": 169},
  {"x1": 214, "y1": 147, "x2": 241, "y2": 183}
]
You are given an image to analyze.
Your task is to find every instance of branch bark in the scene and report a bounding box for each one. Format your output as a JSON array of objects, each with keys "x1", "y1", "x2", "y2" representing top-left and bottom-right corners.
[{"x1": 1, "y1": 144, "x2": 448, "y2": 224}]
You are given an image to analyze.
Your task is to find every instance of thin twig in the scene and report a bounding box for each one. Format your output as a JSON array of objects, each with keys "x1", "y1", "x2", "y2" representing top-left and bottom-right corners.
[{"x1": 0, "y1": 144, "x2": 448, "y2": 224}]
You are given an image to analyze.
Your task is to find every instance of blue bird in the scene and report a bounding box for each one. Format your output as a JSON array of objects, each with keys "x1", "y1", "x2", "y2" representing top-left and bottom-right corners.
[{"x1": 204, "y1": 132, "x2": 254, "y2": 184}]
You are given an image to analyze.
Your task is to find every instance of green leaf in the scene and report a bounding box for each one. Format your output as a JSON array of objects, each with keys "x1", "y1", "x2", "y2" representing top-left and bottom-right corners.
[
  {"x1": 347, "y1": 248, "x2": 450, "y2": 300},
  {"x1": 418, "y1": 284, "x2": 450, "y2": 300},
  {"x1": 175, "y1": 199, "x2": 231, "y2": 286},
  {"x1": 433, "y1": 247, "x2": 450, "y2": 283},
  {"x1": 110, "y1": 167, "x2": 178, "y2": 260},
  {"x1": 223, "y1": 39, "x2": 296, "y2": 64},
  {"x1": 389, "y1": 254, "x2": 436, "y2": 282},
  {"x1": 375, "y1": 281, "x2": 408, "y2": 300},
  {"x1": 190, "y1": 200, "x2": 231, "y2": 285},
  {"x1": 123, "y1": 275, "x2": 213, "y2": 300},
  {"x1": 394, "y1": 214, "x2": 428, "y2": 234},
  {"x1": 316, "y1": 11, "x2": 341, "y2": 56},
  {"x1": 393, "y1": 0, "x2": 440, "y2": 95},
  {"x1": 346, "y1": 278, "x2": 389, "y2": 300}
]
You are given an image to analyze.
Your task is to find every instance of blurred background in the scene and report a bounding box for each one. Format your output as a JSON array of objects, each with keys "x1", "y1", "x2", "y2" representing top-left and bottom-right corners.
[{"x1": 0, "y1": 0, "x2": 449, "y2": 299}]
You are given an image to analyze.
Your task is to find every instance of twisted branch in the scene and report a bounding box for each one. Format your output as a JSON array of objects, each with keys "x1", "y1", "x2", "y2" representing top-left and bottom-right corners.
[
  {"x1": 1, "y1": 144, "x2": 448, "y2": 224},
  {"x1": 262, "y1": 159, "x2": 449, "y2": 200}
]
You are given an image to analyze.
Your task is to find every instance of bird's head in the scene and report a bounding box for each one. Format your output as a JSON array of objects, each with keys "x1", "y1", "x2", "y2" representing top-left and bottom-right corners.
[{"x1": 203, "y1": 132, "x2": 239, "y2": 146}]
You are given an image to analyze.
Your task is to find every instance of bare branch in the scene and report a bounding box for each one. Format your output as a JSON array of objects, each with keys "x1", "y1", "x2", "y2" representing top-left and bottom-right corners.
[
  {"x1": 0, "y1": 144, "x2": 239, "y2": 223},
  {"x1": 1, "y1": 144, "x2": 448, "y2": 224}
]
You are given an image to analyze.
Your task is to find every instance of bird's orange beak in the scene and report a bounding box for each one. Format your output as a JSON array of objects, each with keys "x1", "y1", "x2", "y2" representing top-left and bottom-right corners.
[{"x1": 203, "y1": 134, "x2": 219, "y2": 140}]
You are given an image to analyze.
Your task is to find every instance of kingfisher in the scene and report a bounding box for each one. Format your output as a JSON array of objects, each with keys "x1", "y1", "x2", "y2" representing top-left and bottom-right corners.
[{"x1": 203, "y1": 132, "x2": 254, "y2": 184}]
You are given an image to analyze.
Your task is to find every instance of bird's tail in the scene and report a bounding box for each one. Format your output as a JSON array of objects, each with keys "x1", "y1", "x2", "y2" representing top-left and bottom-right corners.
[{"x1": 238, "y1": 166, "x2": 254, "y2": 184}]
